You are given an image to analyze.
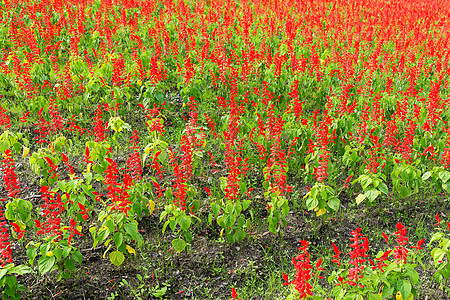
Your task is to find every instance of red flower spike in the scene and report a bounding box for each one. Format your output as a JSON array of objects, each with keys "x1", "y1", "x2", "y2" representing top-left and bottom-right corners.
[
  {"x1": 203, "y1": 187, "x2": 211, "y2": 196},
  {"x1": 83, "y1": 147, "x2": 93, "y2": 164},
  {"x1": 435, "y1": 213, "x2": 441, "y2": 226},
  {"x1": 331, "y1": 242, "x2": 341, "y2": 267},
  {"x1": 230, "y1": 287, "x2": 240, "y2": 300},
  {"x1": 412, "y1": 239, "x2": 425, "y2": 252},
  {"x1": 382, "y1": 232, "x2": 389, "y2": 244}
]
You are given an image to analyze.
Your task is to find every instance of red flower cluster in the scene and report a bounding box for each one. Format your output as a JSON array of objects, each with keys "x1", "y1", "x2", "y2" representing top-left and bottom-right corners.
[
  {"x1": 126, "y1": 130, "x2": 142, "y2": 182},
  {"x1": 0, "y1": 206, "x2": 13, "y2": 267},
  {"x1": 283, "y1": 240, "x2": 320, "y2": 299},
  {"x1": 36, "y1": 186, "x2": 65, "y2": 239},
  {"x1": 1, "y1": 150, "x2": 20, "y2": 198},
  {"x1": 168, "y1": 147, "x2": 187, "y2": 211},
  {"x1": 93, "y1": 104, "x2": 107, "y2": 142},
  {"x1": 104, "y1": 158, "x2": 132, "y2": 216},
  {"x1": 0, "y1": 102, "x2": 11, "y2": 129}
]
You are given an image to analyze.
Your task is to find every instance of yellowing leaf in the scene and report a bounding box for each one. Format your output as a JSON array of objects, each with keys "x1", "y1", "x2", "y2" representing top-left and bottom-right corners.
[
  {"x1": 126, "y1": 244, "x2": 136, "y2": 256},
  {"x1": 356, "y1": 193, "x2": 366, "y2": 205},
  {"x1": 46, "y1": 251, "x2": 54, "y2": 257},
  {"x1": 86, "y1": 163, "x2": 91, "y2": 173},
  {"x1": 137, "y1": 80, "x2": 142, "y2": 86},
  {"x1": 22, "y1": 146, "x2": 30, "y2": 158},
  {"x1": 316, "y1": 208, "x2": 326, "y2": 216},
  {"x1": 396, "y1": 291, "x2": 403, "y2": 300},
  {"x1": 148, "y1": 199, "x2": 155, "y2": 215},
  {"x1": 77, "y1": 225, "x2": 82, "y2": 232},
  {"x1": 72, "y1": 75, "x2": 80, "y2": 84}
]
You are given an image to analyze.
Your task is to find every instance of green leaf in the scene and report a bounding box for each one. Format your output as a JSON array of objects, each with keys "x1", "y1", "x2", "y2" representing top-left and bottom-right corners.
[
  {"x1": 223, "y1": 214, "x2": 236, "y2": 228},
  {"x1": 432, "y1": 248, "x2": 447, "y2": 267},
  {"x1": 124, "y1": 222, "x2": 143, "y2": 245},
  {"x1": 327, "y1": 197, "x2": 340, "y2": 212},
  {"x1": 172, "y1": 238, "x2": 186, "y2": 252},
  {"x1": 306, "y1": 195, "x2": 318, "y2": 210},
  {"x1": 422, "y1": 171, "x2": 432, "y2": 181},
  {"x1": 5, "y1": 275, "x2": 17, "y2": 289},
  {"x1": 211, "y1": 203, "x2": 220, "y2": 216},
  {"x1": 405, "y1": 265, "x2": 419, "y2": 285},
  {"x1": 398, "y1": 186, "x2": 411, "y2": 198},
  {"x1": 62, "y1": 246, "x2": 71, "y2": 258},
  {"x1": 365, "y1": 189, "x2": 379, "y2": 203},
  {"x1": 65, "y1": 259, "x2": 76, "y2": 271},
  {"x1": 38, "y1": 255, "x2": 55, "y2": 275},
  {"x1": 113, "y1": 232, "x2": 123, "y2": 248},
  {"x1": 94, "y1": 227, "x2": 110, "y2": 248},
  {"x1": 234, "y1": 230, "x2": 246, "y2": 242},
  {"x1": 440, "y1": 171, "x2": 450, "y2": 183},
  {"x1": 83, "y1": 172, "x2": 93, "y2": 185},
  {"x1": 109, "y1": 250, "x2": 125, "y2": 266},
  {"x1": 397, "y1": 280, "x2": 411, "y2": 300},
  {"x1": 379, "y1": 182, "x2": 389, "y2": 195},
  {"x1": 442, "y1": 263, "x2": 450, "y2": 279},
  {"x1": 27, "y1": 247, "x2": 37, "y2": 265},
  {"x1": 0, "y1": 268, "x2": 8, "y2": 280},
  {"x1": 361, "y1": 176, "x2": 372, "y2": 189},
  {"x1": 178, "y1": 215, "x2": 191, "y2": 231},
  {"x1": 72, "y1": 251, "x2": 82, "y2": 265}
]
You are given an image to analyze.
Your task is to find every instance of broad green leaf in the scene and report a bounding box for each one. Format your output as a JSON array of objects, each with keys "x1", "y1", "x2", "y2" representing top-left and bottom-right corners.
[
  {"x1": 398, "y1": 186, "x2": 411, "y2": 199},
  {"x1": 397, "y1": 280, "x2": 411, "y2": 300},
  {"x1": 440, "y1": 171, "x2": 450, "y2": 183},
  {"x1": 38, "y1": 255, "x2": 55, "y2": 275},
  {"x1": 306, "y1": 195, "x2": 318, "y2": 210},
  {"x1": 234, "y1": 230, "x2": 246, "y2": 242},
  {"x1": 172, "y1": 238, "x2": 186, "y2": 252},
  {"x1": 0, "y1": 268, "x2": 8, "y2": 280},
  {"x1": 368, "y1": 293, "x2": 381, "y2": 300},
  {"x1": 441, "y1": 263, "x2": 450, "y2": 279},
  {"x1": 72, "y1": 251, "x2": 82, "y2": 265},
  {"x1": 65, "y1": 259, "x2": 76, "y2": 271},
  {"x1": 422, "y1": 171, "x2": 431, "y2": 181},
  {"x1": 432, "y1": 248, "x2": 447, "y2": 267},
  {"x1": 178, "y1": 215, "x2": 192, "y2": 231},
  {"x1": 379, "y1": 183, "x2": 389, "y2": 195},
  {"x1": 113, "y1": 232, "x2": 123, "y2": 248},
  {"x1": 365, "y1": 189, "x2": 379, "y2": 203},
  {"x1": 109, "y1": 250, "x2": 125, "y2": 266},
  {"x1": 328, "y1": 197, "x2": 340, "y2": 212},
  {"x1": 223, "y1": 214, "x2": 236, "y2": 228},
  {"x1": 124, "y1": 222, "x2": 143, "y2": 245},
  {"x1": 405, "y1": 265, "x2": 419, "y2": 285}
]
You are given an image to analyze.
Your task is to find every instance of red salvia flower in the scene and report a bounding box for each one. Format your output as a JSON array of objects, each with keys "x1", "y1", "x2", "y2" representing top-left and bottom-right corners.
[
  {"x1": 93, "y1": 104, "x2": 107, "y2": 142},
  {"x1": 83, "y1": 146, "x2": 93, "y2": 164},
  {"x1": 0, "y1": 206, "x2": 13, "y2": 267},
  {"x1": 332, "y1": 242, "x2": 341, "y2": 267},
  {"x1": 393, "y1": 223, "x2": 409, "y2": 264},
  {"x1": 435, "y1": 213, "x2": 441, "y2": 226},
  {"x1": 1, "y1": 150, "x2": 20, "y2": 198}
]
